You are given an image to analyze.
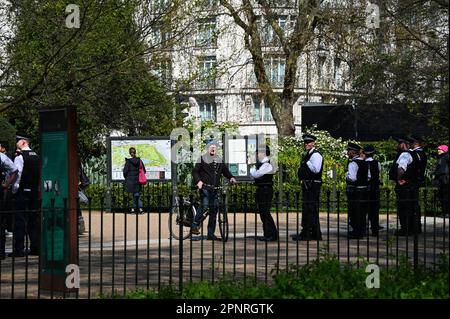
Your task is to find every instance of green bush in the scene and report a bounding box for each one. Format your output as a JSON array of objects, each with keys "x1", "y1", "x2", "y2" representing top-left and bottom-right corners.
[{"x1": 113, "y1": 253, "x2": 449, "y2": 299}]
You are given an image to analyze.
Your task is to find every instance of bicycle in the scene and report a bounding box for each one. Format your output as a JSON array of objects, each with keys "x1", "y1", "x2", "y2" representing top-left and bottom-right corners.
[{"x1": 168, "y1": 184, "x2": 230, "y2": 242}]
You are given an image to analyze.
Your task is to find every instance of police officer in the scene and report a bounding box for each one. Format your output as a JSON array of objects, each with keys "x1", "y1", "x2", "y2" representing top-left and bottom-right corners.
[
  {"x1": 0, "y1": 151, "x2": 18, "y2": 260},
  {"x1": 363, "y1": 145, "x2": 383, "y2": 236},
  {"x1": 346, "y1": 142, "x2": 369, "y2": 239},
  {"x1": 250, "y1": 145, "x2": 278, "y2": 242},
  {"x1": 393, "y1": 137, "x2": 422, "y2": 236},
  {"x1": 10, "y1": 134, "x2": 40, "y2": 257},
  {"x1": 409, "y1": 135, "x2": 427, "y2": 233},
  {"x1": 293, "y1": 134, "x2": 323, "y2": 241}
]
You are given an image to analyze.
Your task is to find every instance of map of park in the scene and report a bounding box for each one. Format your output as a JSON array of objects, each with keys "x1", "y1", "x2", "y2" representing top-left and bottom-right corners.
[{"x1": 110, "y1": 139, "x2": 171, "y2": 180}]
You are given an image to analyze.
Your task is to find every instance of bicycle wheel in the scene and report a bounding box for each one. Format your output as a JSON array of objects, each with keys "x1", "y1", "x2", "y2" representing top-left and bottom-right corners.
[
  {"x1": 218, "y1": 206, "x2": 229, "y2": 242},
  {"x1": 169, "y1": 200, "x2": 195, "y2": 240}
]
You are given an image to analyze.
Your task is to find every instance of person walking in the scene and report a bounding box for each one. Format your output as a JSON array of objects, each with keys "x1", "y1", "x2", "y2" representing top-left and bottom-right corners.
[
  {"x1": 433, "y1": 145, "x2": 449, "y2": 217},
  {"x1": 346, "y1": 142, "x2": 369, "y2": 239},
  {"x1": 363, "y1": 145, "x2": 383, "y2": 236},
  {"x1": 293, "y1": 134, "x2": 323, "y2": 241},
  {"x1": 123, "y1": 147, "x2": 146, "y2": 214},
  {"x1": 250, "y1": 145, "x2": 278, "y2": 242},
  {"x1": 191, "y1": 140, "x2": 236, "y2": 241}
]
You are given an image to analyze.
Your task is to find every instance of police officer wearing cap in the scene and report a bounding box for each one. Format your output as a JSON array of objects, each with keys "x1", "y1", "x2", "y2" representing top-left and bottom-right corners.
[
  {"x1": 293, "y1": 134, "x2": 323, "y2": 241},
  {"x1": 250, "y1": 145, "x2": 278, "y2": 241},
  {"x1": 409, "y1": 135, "x2": 427, "y2": 232},
  {"x1": 363, "y1": 145, "x2": 383, "y2": 236},
  {"x1": 391, "y1": 137, "x2": 422, "y2": 236},
  {"x1": 346, "y1": 142, "x2": 369, "y2": 239},
  {"x1": 10, "y1": 134, "x2": 40, "y2": 257}
]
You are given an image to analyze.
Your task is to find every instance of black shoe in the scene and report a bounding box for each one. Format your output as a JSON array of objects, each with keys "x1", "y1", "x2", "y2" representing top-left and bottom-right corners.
[
  {"x1": 292, "y1": 234, "x2": 310, "y2": 241},
  {"x1": 206, "y1": 235, "x2": 222, "y2": 241},
  {"x1": 259, "y1": 236, "x2": 278, "y2": 242},
  {"x1": 394, "y1": 229, "x2": 408, "y2": 236},
  {"x1": 8, "y1": 252, "x2": 25, "y2": 258},
  {"x1": 28, "y1": 250, "x2": 39, "y2": 256},
  {"x1": 347, "y1": 231, "x2": 364, "y2": 239},
  {"x1": 191, "y1": 226, "x2": 200, "y2": 235}
]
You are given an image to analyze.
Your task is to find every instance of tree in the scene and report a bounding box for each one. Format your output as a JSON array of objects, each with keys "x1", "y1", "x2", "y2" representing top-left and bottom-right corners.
[
  {"x1": 216, "y1": 0, "x2": 325, "y2": 137},
  {"x1": 323, "y1": 0, "x2": 449, "y2": 142},
  {"x1": 0, "y1": 0, "x2": 192, "y2": 159}
]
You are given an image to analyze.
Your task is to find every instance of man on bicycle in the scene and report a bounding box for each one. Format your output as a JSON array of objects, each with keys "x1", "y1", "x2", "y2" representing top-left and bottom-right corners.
[{"x1": 191, "y1": 140, "x2": 236, "y2": 240}]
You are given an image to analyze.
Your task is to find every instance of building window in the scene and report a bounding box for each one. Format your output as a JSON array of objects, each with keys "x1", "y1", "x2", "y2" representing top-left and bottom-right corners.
[
  {"x1": 317, "y1": 55, "x2": 326, "y2": 88},
  {"x1": 334, "y1": 57, "x2": 344, "y2": 89},
  {"x1": 254, "y1": 100, "x2": 261, "y2": 121},
  {"x1": 154, "y1": 58, "x2": 172, "y2": 88},
  {"x1": 198, "y1": 100, "x2": 217, "y2": 121},
  {"x1": 264, "y1": 104, "x2": 273, "y2": 121},
  {"x1": 261, "y1": 16, "x2": 287, "y2": 46},
  {"x1": 197, "y1": 17, "x2": 217, "y2": 48},
  {"x1": 264, "y1": 56, "x2": 285, "y2": 87},
  {"x1": 198, "y1": 56, "x2": 217, "y2": 88},
  {"x1": 254, "y1": 99, "x2": 273, "y2": 122}
]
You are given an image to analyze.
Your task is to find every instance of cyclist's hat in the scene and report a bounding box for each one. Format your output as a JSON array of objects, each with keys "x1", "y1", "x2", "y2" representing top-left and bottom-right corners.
[{"x1": 206, "y1": 139, "x2": 218, "y2": 147}]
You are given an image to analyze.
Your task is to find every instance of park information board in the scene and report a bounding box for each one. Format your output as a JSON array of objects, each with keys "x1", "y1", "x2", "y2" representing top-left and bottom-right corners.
[
  {"x1": 107, "y1": 137, "x2": 172, "y2": 182},
  {"x1": 225, "y1": 135, "x2": 257, "y2": 181}
]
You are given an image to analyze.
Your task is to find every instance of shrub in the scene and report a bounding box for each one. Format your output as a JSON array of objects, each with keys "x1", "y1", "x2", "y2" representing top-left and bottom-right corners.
[{"x1": 115, "y1": 253, "x2": 449, "y2": 299}]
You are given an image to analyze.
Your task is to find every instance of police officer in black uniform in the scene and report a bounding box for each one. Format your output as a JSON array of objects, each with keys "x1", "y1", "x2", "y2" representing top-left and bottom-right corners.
[
  {"x1": 346, "y1": 142, "x2": 369, "y2": 239},
  {"x1": 9, "y1": 134, "x2": 40, "y2": 257},
  {"x1": 293, "y1": 134, "x2": 323, "y2": 241},
  {"x1": 250, "y1": 145, "x2": 278, "y2": 241},
  {"x1": 363, "y1": 145, "x2": 383, "y2": 236},
  {"x1": 409, "y1": 135, "x2": 427, "y2": 233},
  {"x1": 393, "y1": 137, "x2": 422, "y2": 236}
]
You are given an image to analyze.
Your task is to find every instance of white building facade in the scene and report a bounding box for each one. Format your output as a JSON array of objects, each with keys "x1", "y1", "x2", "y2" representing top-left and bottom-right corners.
[{"x1": 154, "y1": 0, "x2": 353, "y2": 136}]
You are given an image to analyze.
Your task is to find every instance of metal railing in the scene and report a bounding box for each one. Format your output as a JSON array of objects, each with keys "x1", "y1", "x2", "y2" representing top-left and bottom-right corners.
[{"x1": 0, "y1": 184, "x2": 448, "y2": 299}]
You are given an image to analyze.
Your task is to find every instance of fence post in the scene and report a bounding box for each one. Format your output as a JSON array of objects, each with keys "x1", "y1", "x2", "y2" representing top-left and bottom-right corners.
[{"x1": 178, "y1": 194, "x2": 184, "y2": 292}]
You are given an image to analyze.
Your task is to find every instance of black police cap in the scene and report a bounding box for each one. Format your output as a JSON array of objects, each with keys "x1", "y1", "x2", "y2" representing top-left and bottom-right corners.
[
  {"x1": 347, "y1": 142, "x2": 362, "y2": 151},
  {"x1": 16, "y1": 133, "x2": 31, "y2": 143},
  {"x1": 363, "y1": 144, "x2": 376, "y2": 155},
  {"x1": 408, "y1": 134, "x2": 423, "y2": 143},
  {"x1": 302, "y1": 134, "x2": 317, "y2": 143},
  {"x1": 397, "y1": 137, "x2": 410, "y2": 144}
]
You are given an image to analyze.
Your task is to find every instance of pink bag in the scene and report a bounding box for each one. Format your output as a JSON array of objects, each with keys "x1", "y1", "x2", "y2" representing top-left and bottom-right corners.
[{"x1": 138, "y1": 160, "x2": 147, "y2": 185}]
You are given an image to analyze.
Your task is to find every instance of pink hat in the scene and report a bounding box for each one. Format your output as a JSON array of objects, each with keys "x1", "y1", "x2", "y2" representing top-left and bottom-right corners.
[{"x1": 437, "y1": 145, "x2": 448, "y2": 153}]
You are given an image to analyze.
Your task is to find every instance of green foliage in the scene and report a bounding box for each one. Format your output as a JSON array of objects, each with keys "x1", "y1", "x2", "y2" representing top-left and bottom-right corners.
[
  {"x1": 116, "y1": 253, "x2": 449, "y2": 299},
  {"x1": 0, "y1": 116, "x2": 16, "y2": 150},
  {"x1": 2, "y1": 0, "x2": 179, "y2": 158}
]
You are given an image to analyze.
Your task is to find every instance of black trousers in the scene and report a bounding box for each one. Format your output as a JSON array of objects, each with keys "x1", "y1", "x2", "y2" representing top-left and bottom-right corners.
[
  {"x1": 13, "y1": 190, "x2": 40, "y2": 253},
  {"x1": 439, "y1": 184, "x2": 449, "y2": 217},
  {"x1": 301, "y1": 182, "x2": 322, "y2": 238},
  {"x1": 395, "y1": 186, "x2": 421, "y2": 234},
  {"x1": 368, "y1": 187, "x2": 381, "y2": 231},
  {"x1": 347, "y1": 187, "x2": 368, "y2": 237},
  {"x1": 255, "y1": 186, "x2": 278, "y2": 239},
  {"x1": 0, "y1": 189, "x2": 7, "y2": 256}
]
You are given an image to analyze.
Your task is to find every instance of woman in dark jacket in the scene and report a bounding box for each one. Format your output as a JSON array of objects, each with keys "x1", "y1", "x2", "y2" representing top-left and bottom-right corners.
[
  {"x1": 123, "y1": 147, "x2": 146, "y2": 214},
  {"x1": 433, "y1": 145, "x2": 449, "y2": 217}
]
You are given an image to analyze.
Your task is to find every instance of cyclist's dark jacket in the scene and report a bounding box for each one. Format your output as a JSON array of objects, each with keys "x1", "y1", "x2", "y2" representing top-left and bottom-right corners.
[{"x1": 192, "y1": 154, "x2": 234, "y2": 187}]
